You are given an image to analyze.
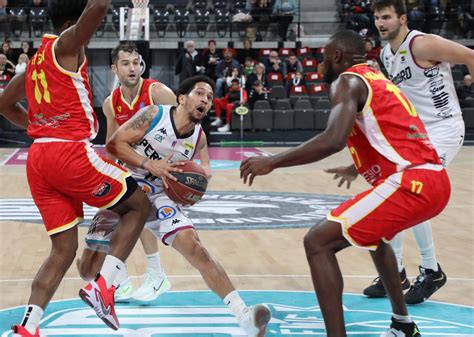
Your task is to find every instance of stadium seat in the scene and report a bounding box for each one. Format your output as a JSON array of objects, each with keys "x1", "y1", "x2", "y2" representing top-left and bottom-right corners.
[
  {"x1": 174, "y1": 8, "x2": 190, "y2": 38},
  {"x1": 212, "y1": 0, "x2": 229, "y2": 11},
  {"x1": 462, "y1": 108, "x2": 474, "y2": 129},
  {"x1": 278, "y1": 48, "x2": 292, "y2": 59},
  {"x1": 289, "y1": 85, "x2": 308, "y2": 106},
  {"x1": 7, "y1": 8, "x2": 27, "y2": 38},
  {"x1": 194, "y1": 8, "x2": 210, "y2": 38},
  {"x1": 215, "y1": 8, "x2": 231, "y2": 37},
  {"x1": 296, "y1": 46, "x2": 312, "y2": 60},
  {"x1": 269, "y1": 85, "x2": 287, "y2": 108},
  {"x1": 231, "y1": 104, "x2": 252, "y2": 130},
  {"x1": 267, "y1": 72, "x2": 284, "y2": 86},
  {"x1": 461, "y1": 98, "x2": 474, "y2": 108},
  {"x1": 273, "y1": 99, "x2": 294, "y2": 130},
  {"x1": 315, "y1": 109, "x2": 330, "y2": 130},
  {"x1": 302, "y1": 58, "x2": 318, "y2": 73},
  {"x1": 29, "y1": 7, "x2": 48, "y2": 37},
  {"x1": 153, "y1": 7, "x2": 169, "y2": 37},
  {"x1": 294, "y1": 99, "x2": 315, "y2": 130},
  {"x1": 192, "y1": 0, "x2": 208, "y2": 10},
  {"x1": 258, "y1": 48, "x2": 272, "y2": 62},
  {"x1": 252, "y1": 100, "x2": 273, "y2": 130},
  {"x1": 305, "y1": 72, "x2": 323, "y2": 84}
]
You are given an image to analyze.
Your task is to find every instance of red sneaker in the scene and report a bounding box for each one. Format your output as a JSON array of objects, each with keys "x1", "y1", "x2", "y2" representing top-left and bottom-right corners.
[
  {"x1": 11, "y1": 325, "x2": 39, "y2": 337},
  {"x1": 79, "y1": 274, "x2": 119, "y2": 330}
]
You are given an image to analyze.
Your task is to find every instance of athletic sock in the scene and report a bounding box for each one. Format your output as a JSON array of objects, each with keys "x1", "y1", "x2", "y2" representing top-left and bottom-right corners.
[
  {"x1": 223, "y1": 290, "x2": 247, "y2": 319},
  {"x1": 412, "y1": 220, "x2": 439, "y2": 271},
  {"x1": 146, "y1": 252, "x2": 163, "y2": 275},
  {"x1": 392, "y1": 313, "x2": 412, "y2": 323},
  {"x1": 100, "y1": 255, "x2": 126, "y2": 288},
  {"x1": 21, "y1": 304, "x2": 43, "y2": 334},
  {"x1": 113, "y1": 262, "x2": 129, "y2": 288}
]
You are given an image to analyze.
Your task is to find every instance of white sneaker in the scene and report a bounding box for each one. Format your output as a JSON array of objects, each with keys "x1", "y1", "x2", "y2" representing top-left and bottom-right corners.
[
  {"x1": 132, "y1": 269, "x2": 171, "y2": 302},
  {"x1": 238, "y1": 304, "x2": 272, "y2": 337},
  {"x1": 211, "y1": 117, "x2": 223, "y2": 127},
  {"x1": 115, "y1": 277, "x2": 134, "y2": 302},
  {"x1": 218, "y1": 123, "x2": 230, "y2": 132}
]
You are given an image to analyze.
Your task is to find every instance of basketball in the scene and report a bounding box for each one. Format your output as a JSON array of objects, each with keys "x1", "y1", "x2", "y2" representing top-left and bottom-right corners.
[{"x1": 164, "y1": 161, "x2": 208, "y2": 205}]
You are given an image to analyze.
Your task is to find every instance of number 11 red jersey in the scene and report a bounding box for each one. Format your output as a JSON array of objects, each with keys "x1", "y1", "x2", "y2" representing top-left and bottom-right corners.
[{"x1": 26, "y1": 34, "x2": 98, "y2": 140}]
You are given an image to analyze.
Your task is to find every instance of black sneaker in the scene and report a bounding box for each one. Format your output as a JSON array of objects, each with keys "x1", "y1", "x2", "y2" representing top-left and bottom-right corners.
[
  {"x1": 381, "y1": 317, "x2": 421, "y2": 336},
  {"x1": 405, "y1": 263, "x2": 447, "y2": 304},
  {"x1": 363, "y1": 268, "x2": 411, "y2": 298}
]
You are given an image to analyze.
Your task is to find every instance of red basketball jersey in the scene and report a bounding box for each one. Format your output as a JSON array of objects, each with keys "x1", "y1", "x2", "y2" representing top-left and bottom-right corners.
[
  {"x1": 26, "y1": 34, "x2": 97, "y2": 140},
  {"x1": 110, "y1": 78, "x2": 157, "y2": 126},
  {"x1": 343, "y1": 64, "x2": 440, "y2": 185}
]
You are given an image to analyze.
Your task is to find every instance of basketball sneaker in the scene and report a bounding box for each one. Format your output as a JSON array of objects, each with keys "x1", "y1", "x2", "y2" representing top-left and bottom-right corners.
[
  {"x1": 132, "y1": 269, "x2": 171, "y2": 302},
  {"x1": 238, "y1": 304, "x2": 272, "y2": 337},
  {"x1": 11, "y1": 325, "x2": 39, "y2": 337},
  {"x1": 363, "y1": 268, "x2": 410, "y2": 298},
  {"x1": 79, "y1": 274, "x2": 120, "y2": 330},
  {"x1": 380, "y1": 317, "x2": 421, "y2": 336},
  {"x1": 404, "y1": 264, "x2": 447, "y2": 304},
  {"x1": 115, "y1": 277, "x2": 134, "y2": 302}
]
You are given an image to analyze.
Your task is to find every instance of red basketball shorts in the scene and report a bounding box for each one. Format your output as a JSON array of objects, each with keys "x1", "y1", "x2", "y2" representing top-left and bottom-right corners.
[
  {"x1": 328, "y1": 165, "x2": 451, "y2": 250},
  {"x1": 27, "y1": 141, "x2": 131, "y2": 235}
]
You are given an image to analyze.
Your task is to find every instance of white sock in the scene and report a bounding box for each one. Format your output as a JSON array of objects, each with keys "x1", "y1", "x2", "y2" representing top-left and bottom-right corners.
[
  {"x1": 21, "y1": 305, "x2": 43, "y2": 334},
  {"x1": 113, "y1": 263, "x2": 129, "y2": 288},
  {"x1": 223, "y1": 290, "x2": 247, "y2": 319},
  {"x1": 412, "y1": 220, "x2": 439, "y2": 271},
  {"x1": 390, "y1": 231, "x2": 405, "y2": 273},
  {"x1": 100, "y1": 255, "x2": 126, "y2": 288},
  {"x1": 392, "y1": 313, "x2": 412, "y2": 323},
  {"x1": 146, "y1": 252, "x2": 163, "y2": 275}
]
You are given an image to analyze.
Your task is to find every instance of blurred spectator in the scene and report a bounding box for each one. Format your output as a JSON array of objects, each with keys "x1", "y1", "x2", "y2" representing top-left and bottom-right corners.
[
  {"x1": 248, "y1": 80, "x2": 269, "y2": 109},
  {"x1": 245, "y1": 62, "x2": 268, "y2": 93},
  {"x1": 212, "y1": 78, "x2": 248, "y2": 131},
  {"x1": 282, "y1": 52, "x2": 303, "y2": 78},
  {"x1": 175, "y1": 40, "x2": 204, "y2": 84},
  {"x1": 0, "y1": 53, "x2": 14, "y2": 92},
  {"x1": 30, "y1": 0, "x2": 47, "y2": 7},
  {"x1": 367, "y1": 59, "x2": 381, "y2": 71},
  {"x1": 343, "y1": 0, "x2": 372, "y2": 34},
  {"x1": 2, "y1": 41, "x2": 14, "y2": 63},
  {"x1": 406, "y1": 0, "x2": 425, "y2": 30},
  {"x1": 18, "y1": 41, "x2": 35, "y2": 59},
  {"x1": 264, "y1": 50, "x2": 283, "y2": 75},
  {"x1": 225, "y1": 67, "x2": 242, "y2": 89},
  {"x1": 237, "y1": 39, "x2": 257, "y2": 66},
  {"x1": 365, "y1": 38, "x2": 380, "y2": 64},
  {"x1": 285, "y1": 70, "x2": 305, "y2": 94},
  {"x1": 242, "y1": 57, "x2": 255, "y2": 77},
  {"x1": 249, "y1": 0, "x2": 272, "y2": 40},
  {"x1": 0, "y1": 0, "x2": 8, "y2": 40},
  {"x1": 272, "y1": 0, "x2": 297, "y2": 41},
  {"x1": 15, "y1": 53, "x2": 28, "y2": 74},
  {"x1": 457, "y1": 74, "x2": 474, "y2": 100},
  {"x1": 202, "y1": 39, "x2": 221, "y2": 82},
  {"x1": 215, "y1": 48, "x2": 240, "y2": 97}
]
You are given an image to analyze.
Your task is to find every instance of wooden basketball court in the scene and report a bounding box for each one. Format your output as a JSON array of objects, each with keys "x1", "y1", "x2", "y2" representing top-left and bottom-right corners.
[{"x1": 0, "y1": 145, "x2": 472, "y2": 311}]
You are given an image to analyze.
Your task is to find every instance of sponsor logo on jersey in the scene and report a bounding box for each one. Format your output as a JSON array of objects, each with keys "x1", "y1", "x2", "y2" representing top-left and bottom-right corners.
[
  {"x1": 390, "y1": 66, "x2": 412, "y2": 85},
  {"x1": 0, "y1": 291, "x2": 472, "y2": 336},
  {"x1": 157, "y1": 206, "x2": 177, "y2": 220},
  {"x1": 92, "y1": 182, "x2": 111, "y2": 198},
  {"x1": 424, "y1": 66, "x2": 440, "y2": 78},
  {"x1": 399, "y1": 50, "x2": 408, "y2": 55}
]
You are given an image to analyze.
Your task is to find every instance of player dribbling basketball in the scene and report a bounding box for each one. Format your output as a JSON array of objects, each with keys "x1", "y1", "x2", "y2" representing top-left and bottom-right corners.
[{"x1": 79, "y1": 75, "x2": 272, "y2": 337}]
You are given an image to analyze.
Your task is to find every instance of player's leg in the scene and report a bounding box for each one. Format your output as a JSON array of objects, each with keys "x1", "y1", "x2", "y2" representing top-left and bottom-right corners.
[
  {"x1": 363, "y1": 230, "x2": 410, "y2": 298},
  {"x1": 172, "y1": 228, "x2": 271, "y2": 337},
  {"x1": 303, "y1": 220, "x2": 351, "y2": 337},
  {"x1": 132, "y1": 228, "x2": 170, "y2": 302}
]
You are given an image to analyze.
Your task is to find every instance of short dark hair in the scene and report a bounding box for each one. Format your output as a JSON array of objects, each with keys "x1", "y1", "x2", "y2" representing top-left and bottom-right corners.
[
  {"x1": 329, "y1": 30, "x2": 366, "y2": 56},
  {"x1": 48, "y1": 0, "x2": 88, "y2": 33},
  {"x1": 176, "y1": 75, "x2": 215, "y2": 100},
  {"x1": 111, "y1": 42, "x2": 139, "y2": 64},
  {"x1": 371, "y1": 0, "x2": 407, "y2": 17}
]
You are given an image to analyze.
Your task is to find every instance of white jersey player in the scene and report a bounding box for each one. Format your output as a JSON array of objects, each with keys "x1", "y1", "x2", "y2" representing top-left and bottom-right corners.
[
  {"x1": 362, "y1": 0, "x2": 474, "y2": 304},
  {"x1": 78, "y1": 75, "x2": 272, "y2": 337}
]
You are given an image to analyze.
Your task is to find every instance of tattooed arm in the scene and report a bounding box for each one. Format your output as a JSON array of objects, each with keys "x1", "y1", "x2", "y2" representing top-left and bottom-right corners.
[{"x1": 106, "y1": 105, "x2": 183, "y2": 186}]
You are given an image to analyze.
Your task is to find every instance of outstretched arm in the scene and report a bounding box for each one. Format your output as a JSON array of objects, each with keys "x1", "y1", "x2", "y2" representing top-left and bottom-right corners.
[
  {"x1": 412, "y1": 34, "x2": 474, "y2": 76},
  {"x1": 0, "y1": 72, "x2": 28, "y2": 129},
  {"x1": 240, "y1": 74, "x2": 367, "y2": 185},
  {"x1": 55, "y1": 0, "x2": 111, "y2": 72}
]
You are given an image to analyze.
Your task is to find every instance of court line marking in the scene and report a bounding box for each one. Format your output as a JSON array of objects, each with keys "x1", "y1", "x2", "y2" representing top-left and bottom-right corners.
[
  {"x1": 0, "y1": 274, "x2": 473, "y2": 283},
  {"x1": 0, "y1": 148, "x2": 20, "y2": 166}
]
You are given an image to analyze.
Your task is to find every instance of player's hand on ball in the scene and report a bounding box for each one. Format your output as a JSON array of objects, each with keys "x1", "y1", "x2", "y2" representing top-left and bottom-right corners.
[
  {"x1": 324, "y1": 164, "x2": 358, "y2": 189},
  {"x1": 143, "y1": 154, "x2": 184, "y2": 189},
  {"x1": 240, "y1": 156, "x2": 274, "y2": 186},
  {"x1": 200, "y1": 163, "x2": 212, "y2": 180}
]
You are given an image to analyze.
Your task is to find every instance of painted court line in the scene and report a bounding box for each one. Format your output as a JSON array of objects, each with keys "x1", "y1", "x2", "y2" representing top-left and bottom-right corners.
[{"x1": 0, "y1": 274, "x2": 473, "y2": 283}]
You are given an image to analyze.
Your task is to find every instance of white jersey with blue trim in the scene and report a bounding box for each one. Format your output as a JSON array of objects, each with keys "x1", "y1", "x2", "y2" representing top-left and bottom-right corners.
[
  {"x1": 128, "y1": 104, "x2": 203, "y2": 195},
  {"x1": 381, "y1": 30, "x2": 463, "y2": 140}
]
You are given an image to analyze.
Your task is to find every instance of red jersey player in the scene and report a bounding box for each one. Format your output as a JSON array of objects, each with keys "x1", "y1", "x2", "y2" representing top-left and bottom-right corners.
[
  {"x1": 0, "y1": 1, "x2": 182, "y2": 336},
  {"x1": 240, "y1": 30, "x2": 450, "y2": 337}
]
